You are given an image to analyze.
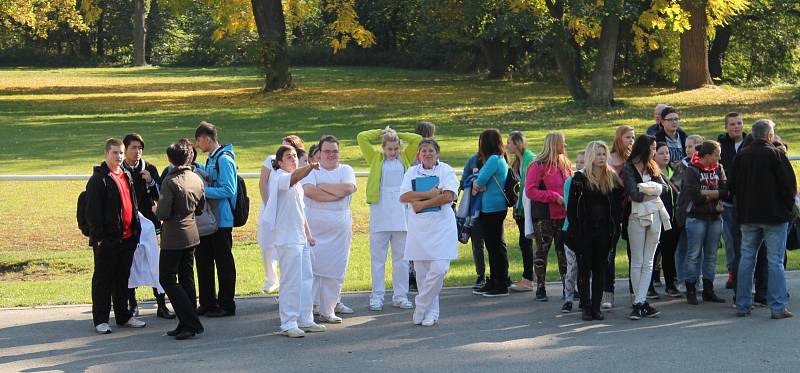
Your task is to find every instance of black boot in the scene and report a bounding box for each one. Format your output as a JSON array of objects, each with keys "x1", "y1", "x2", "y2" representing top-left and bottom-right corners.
[
  {"x1": 156, "y1": 293, "x2": 177, "y2": 319},
  {"x1": 686, "y1": 281, "x2": 699, "y2": 305},
  {"x1": 581, "y1": 307, "x2": 593, "y2": 321},
  {"x1": 702, "y1": 279, "x2": 726, "y2": 303}
]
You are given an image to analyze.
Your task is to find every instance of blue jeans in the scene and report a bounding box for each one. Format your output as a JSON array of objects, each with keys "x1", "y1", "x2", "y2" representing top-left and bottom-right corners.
[
  {"x1": 736, "y1": 223, "x2": 789, "y2": 313},
  {"x1": 685, "y1": 217, "x2": 723, "y2": 283},
  {"x1": 721, "y1": 203, "x2": 739, "y2": 272}
]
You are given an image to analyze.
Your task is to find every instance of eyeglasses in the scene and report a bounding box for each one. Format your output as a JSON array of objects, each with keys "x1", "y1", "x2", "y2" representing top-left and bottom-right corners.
[{"x1": 663, "y1": 117, "x2": 680, "y2": 122}]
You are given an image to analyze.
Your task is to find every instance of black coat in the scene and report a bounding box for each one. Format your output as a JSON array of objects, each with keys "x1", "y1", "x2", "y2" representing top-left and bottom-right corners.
[
  {"x1": 565, "y1": 171, "x2": 623, "y2": 255},
  {"x1": 729, "y1": 139, "x2": 797, "y2": 224},
  {"x1": 717, "y1": 132, "x2": 746, "y2": 203},
  {"x1": 85, "y1": 162, "x2": 141, "y2": 245},
  {"x1": 122, "y1": 159, "x2": 161, "y2": 230}
]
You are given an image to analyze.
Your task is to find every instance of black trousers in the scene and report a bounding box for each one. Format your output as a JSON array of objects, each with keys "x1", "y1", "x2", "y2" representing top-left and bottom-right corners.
[
  {"x1": 195, "y1": 228, "x2": 237, "y2": 311},
  {"x1": 578, "y1": 232, "x2": 611, "y2": 312},
  {"x1": 654, "y1": 226, "x2": 680, "y2": 289},
  {"x1": 160, "y1": 247, "x2": 203, "y2": 333},
  {"x1": 470, "y1": 221, "x2": 486, "y2": 278},
  {"x1": 480, "y1": 210, "x2": 509, "y2": 289},
  {"x1": 92, "y1": 238, "x2": 137, "y2": 326},
  {"x1": 514, "y1": 216, "x2": 534, "y2": 281},
  {"x1": 604, "y1": 228, "x2": 621, "y2": 292}
]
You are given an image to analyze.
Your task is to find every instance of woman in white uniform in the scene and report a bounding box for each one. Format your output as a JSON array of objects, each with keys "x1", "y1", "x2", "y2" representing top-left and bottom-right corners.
[
  {"x1": 357, "y1": 127, "x2": 422, "y2": 311},
  {"x1": 258, "y1": 136, "x2": 305, "y2": 293},
  {"x1": 263, "y1": 145, "x2": 327, "y2": 337},
  {"x1": 400, "y1": 139, "x2": 459, "y2": 326},
  {"x1": 301, "y1": 135, "x2": 357, "y2": 323}
]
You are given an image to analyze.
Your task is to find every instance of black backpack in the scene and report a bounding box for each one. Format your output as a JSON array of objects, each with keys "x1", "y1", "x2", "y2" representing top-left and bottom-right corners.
[
  {"x1": 76, "y1": 190, "x2": 90, "y2": 237},
  {"x1": 214, "y1": 150, "x2": 250, "y2": 227},
  {"x1": 494, "y1": 168, "x2": 520, "y2": 207}
]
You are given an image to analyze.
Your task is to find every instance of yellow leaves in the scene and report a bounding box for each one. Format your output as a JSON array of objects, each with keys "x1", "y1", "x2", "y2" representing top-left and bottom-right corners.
[
  {"x1": 509, "y1": 0, "x2": 547, "y2": 16},
  {"x1": 567, "y1": 16, "x2": 601, "y2": 45},
  {"x1": 204, "y1": 0, "x2": 255, "y2": 41},
  {"x1": 707, "y1": 0, "x2": 749, "y2": 27},
  {"x1": 325, "y1": 0, "x2": 375, "y2": 52},
  {"x1": 1, "y1": 0, "x2": 87, "y2": 37}
]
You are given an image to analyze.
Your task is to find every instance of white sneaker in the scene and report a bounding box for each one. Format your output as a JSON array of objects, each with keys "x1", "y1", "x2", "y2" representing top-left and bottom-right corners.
[
  {"x1": 600, "y1": 292, "x2": 614, "y2": 310},
  {"x1": 369, "y1": 300, "x2": 383, "y2": 311},
  {"x1": 95, "y1": 323, "x2": 112, "y2": 334},
  {"x1": 335, "y1": 302, "x2": 354, "y2": 314},
  {"x1": 281, "y1": 328, "x2": 306, "y2": 338},
  {"x1": 677, "y1": 283, "x2": 687, "y2": 293},
  {"x1": 421, "y1": 316, "x2": 437, "y2": 327},
  {"x1": 319, "y1": 314, "x2": 342, "y2": 324},
  {"x1": 392, "y1": 299, "x2": 414, "y2": 309},
  {"x1": 413, "y1": 309, "x2": 425, "y2": 325},
  {"x1": 313, "y1": 305, "x2": 320, "y2": 315},
  {"x1": 299, "y1": 323, "x2": 327, "y2": 333},
  {"x1": 262, "y1": 283, "x2": 279, "y2": 293},
  {"x1": 123, "y1": 317, "x2": 146, "y2": 328}
]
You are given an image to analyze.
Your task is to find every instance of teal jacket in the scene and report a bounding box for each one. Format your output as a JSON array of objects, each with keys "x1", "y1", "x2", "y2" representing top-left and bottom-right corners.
[
  {"x1": 515, "y1": 148, "x2": 536, "y2": 215},
  {"x1": 357, "y1": 129, "x2": 422, "y2": 204},
  {"x1": 475, "y1": 154, "x2": 509, "y2": 213}
]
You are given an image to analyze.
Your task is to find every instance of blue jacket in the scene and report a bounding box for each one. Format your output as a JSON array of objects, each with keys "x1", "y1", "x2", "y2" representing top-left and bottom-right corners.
[
  {"x1": 202, "y1": 144, "x2": 238, "y2": 228},
  {"x1": 475, "y1": 154, "x2": 508, "y2": 213}
]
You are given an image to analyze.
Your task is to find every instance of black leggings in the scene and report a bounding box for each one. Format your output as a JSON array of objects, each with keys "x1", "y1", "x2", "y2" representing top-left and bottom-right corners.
[
  {"x1": 515, "y1": 216, "x2": 534, "y2": 281},
  {"x1": 480, "y1": 210, "x2": 509, "y2": 288},
  {"x1": 578, "y1": 232, "x2": 611, "y2": 312}
]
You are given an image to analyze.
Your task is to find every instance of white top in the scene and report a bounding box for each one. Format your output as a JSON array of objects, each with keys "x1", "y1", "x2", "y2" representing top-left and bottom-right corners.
[
  {"x1": 400, "y1": 162, "x2": 459, "y2": 260},
  {"x1": 371, "y1": 158, "x2": 407, "y2": 232},
  {"x1": 272, "y1": 169, "x2": 307, "y2": 246},
  {"x1": 300, "y1": 164, "x2": 357, "y2": 211},
  {"x1": 129, "y1": 212, "x2": 164, "y2": 294},
  {"x1": 262, "y1": 155, "x2": 275, "y2": 169}
]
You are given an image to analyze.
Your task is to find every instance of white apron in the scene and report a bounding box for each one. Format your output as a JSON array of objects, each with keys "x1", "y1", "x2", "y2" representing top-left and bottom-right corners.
[
  {"x1": 307, "y1": 208, "x2": 352, "y2": 280},
  {"x1": 401, "y1": 163, "x2": 459, "y2": 261}
]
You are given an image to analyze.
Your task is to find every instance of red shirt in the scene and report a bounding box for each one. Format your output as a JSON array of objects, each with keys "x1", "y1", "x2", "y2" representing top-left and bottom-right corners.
[{"x1": 109, "y1": 168, "x2": 134, "y2": 239}]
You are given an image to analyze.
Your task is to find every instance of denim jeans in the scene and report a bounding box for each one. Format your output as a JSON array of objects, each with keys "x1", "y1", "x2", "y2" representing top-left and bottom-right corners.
[
  {"x1": 685, "y1": 217, "x2": 723, "y2": 283},
  {"x1": 735, "y1": 223, "x2": 789, "y2": 313},
  {"x1": 721, "y1": 203, "x2": 739, "y2": 273}
]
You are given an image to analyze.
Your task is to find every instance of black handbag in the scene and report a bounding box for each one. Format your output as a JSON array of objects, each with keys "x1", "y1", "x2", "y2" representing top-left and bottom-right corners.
[
  {"x1": 530, "y1": 179, "x2": 550, "y2": 219},
  {"x1": 787, "y1": 218, "x2": 800, "y2": 251},
  {"x1": 493, "y1": 168, "x2": 519, "y2": 207}
]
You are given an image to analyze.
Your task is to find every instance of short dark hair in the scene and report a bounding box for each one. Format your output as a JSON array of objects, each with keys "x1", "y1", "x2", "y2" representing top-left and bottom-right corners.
[
  {"x1": 418, "y1": 138, "x2": 441, "y2": 154},
  {"x1": 272, "y1": 145, "x2": 295, "y2": 170},
  {"x1": 167, "y1": 141, "x2": 193, "y2": 166},
  {"x1": 724, "y1": 112, "x2": 740, "y2": 125},
  {"x1": 318, "y1": 135, "x2": 339, "y2": 149},
  {"x1": 177, "y1": 138, "x2": 197, "y2": 164},
  {"x1": 105, "y1": 138, "x2": 123, "y2": 152},
  {"x1": 660, "y1": 106, "x2": 678, "y2": 119},
  {"x1": 308, "y1": 144, "x2": 319, "y2": 157},
  {"x1": 296, "y1": 148, "x2": 307, "y2": 159},
  {"x1": 123, "y1": 133, "x2": 145, "y2": 149},
  {"x1": 195, "y1": 121, "x2": 217, "y2": 141}
]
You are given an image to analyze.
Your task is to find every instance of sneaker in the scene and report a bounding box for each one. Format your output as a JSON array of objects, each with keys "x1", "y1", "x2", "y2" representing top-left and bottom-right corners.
[
  {"x1": 647, "y1": 288, "x2": 660, "y2": 299},
  {"x1": 413, "y1": 309, "x2": 425, "y2": 325},
  {"x1": 392, "y1": 299, "x2": 414, "y2": 309},
  {"x1": 299, "y1": 323, "x2": 327, "y2": 333},
  {"x1": 771, "y1": 310, "x2": 794, "y2": 320},
  {"x1": 473, "y1": 281, "x2": 493, "y2": 295},
  {"x1": 642, "y1": 302, "x2": 661, "y2": 318},
  {"x1": 677, "y1": 283, "x2": 687, "y2": 293},
  {"x1": 665, "y1": 287, "x2": 683, "y2": 298},
  {"x1": 281, "y1": 328, "x2": 306, "y2": 338},
  {"x1": 629, "y1": 304, "x2": 643, "y2": 320},
  {"x1": 421, "y1": 315, "x2": 437, "y2": 327},
  {"x1": 509, "y1": 278, "x2": 534, "y2": 292},
  {"x1": 561, "y1": 301, "x2": 573, "y2": 313},
  {"x1": 95, "y1": 323, "x2": 112, "y2": 334},
  {"x1": 335, "y1": 302, "x2": 354, "y2": 314},
  {"x1": 369, "y1": 299, "x2": 383, "y2": 311},
  {"x1": 535, "y1": 286, "x2": 548, "y2": 302},
  {"x1": 319, "y1": 314, "x2": 342, "y2": 324},
  {"x1": 472, "y1": 276, "x2": 486, "y2": 290},
  {"x1": 601, "y1": 292, "x2": 613, "y2": 310},
  {"x1": 653, "y1": 279, "x2": 664, "y2": 288},
  {"x1": 262, "y1": 283, "x2": 279, "y2": 293},
  {"x1": 123, "y1": 317, "x2": 146, "y2": 328},
  {"x1": 736, "y1": 307, "x2": 752, "y2": 317},
  {"x1": 483, "y1": 287, "x2": 510, "y2": 297}
]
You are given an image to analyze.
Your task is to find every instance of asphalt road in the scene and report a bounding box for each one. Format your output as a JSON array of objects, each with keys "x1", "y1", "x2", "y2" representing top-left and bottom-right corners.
[{"x1": 2, "y1": 272, "x2": 798, "y2": 373}]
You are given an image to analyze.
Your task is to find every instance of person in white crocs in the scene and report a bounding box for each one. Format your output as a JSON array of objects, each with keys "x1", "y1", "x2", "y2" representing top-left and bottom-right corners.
[
  {"x1": 357, "y1": 127, "x2": 422, "y2": 311},
  {"x1": 400, "y1": 139, "x2": 459, "y2": 327}
]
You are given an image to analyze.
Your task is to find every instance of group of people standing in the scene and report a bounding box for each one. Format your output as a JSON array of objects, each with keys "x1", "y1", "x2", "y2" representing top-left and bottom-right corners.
[{"x1": 83, "y1": 110, "x2": 796, "y2": 341}]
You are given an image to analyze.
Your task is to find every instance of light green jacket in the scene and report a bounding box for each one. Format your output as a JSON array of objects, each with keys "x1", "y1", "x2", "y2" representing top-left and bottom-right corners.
[{"x1": 357, "y1": 129, "x2": 423, "y2": 204}]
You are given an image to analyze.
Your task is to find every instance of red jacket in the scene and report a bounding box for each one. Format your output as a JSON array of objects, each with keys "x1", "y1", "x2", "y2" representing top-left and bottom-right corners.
[{"x1": 525, "y1": 162, "x2": 569, "y2": 220}]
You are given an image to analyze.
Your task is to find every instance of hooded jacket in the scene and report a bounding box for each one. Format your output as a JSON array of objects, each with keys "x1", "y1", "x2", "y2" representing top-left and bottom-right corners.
[
  {"x1": 85, "y1": 161, "x2": 141, "y2": 245},
  {"x1": 678, "y1": 154, "x2": 728, "y2": 221},
  {"x1": 201, "y1": 144, "x2": 238, "y2": 228},
  {"x1": 122, "y1": 158, "x2": 161, "y2": 231}
]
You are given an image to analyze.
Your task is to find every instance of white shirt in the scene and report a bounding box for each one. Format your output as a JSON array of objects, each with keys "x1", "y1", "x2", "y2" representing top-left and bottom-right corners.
[
  {"x1": 273, "y1": 169, "x2": 307, "y2": 246},
  {"x1": 300, "y1": 164, "x2": 357, "y2": 211},
  {"x1": 400, "y1": 162, "x2": 460, "y2": 260}
]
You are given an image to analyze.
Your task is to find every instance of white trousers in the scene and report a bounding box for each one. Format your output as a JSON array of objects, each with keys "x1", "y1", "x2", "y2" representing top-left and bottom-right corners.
[
  {"x1": 370, "y1": 231, "x2": 409, "y2": 303},
  {"x1": 261, "y1": 244, "x2": 279, "y2": 292},
  {"x1": 628, "y1": 215, "x2": 662, "y2": 304},
  {"x1": 413, "y1": 260, "x2": 450, "y2": 321},
  {"x1": 313, "y1": 275, "x2": 344, "y2": 318},
  {"x1": 276, "y1": 244, "x2": 314, "y2": 331}
]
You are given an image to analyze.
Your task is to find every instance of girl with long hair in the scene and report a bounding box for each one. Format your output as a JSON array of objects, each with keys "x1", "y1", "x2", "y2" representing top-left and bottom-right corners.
[{"x1": 507, "y1": 131, "x2": 536, "y2": 292}]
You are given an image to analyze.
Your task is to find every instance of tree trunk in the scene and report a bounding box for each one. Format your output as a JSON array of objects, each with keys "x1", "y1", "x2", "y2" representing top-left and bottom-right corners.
[
  {"x1": 545, "y1": 0, "x2": 588, "y2": 101},
  {"x1": 479, "y1": 38, "x2": 507, "y2": 79},
  {"x1": 589, "y1": 14, "x2": 620, "y2": 106},
  {"x1": 96, "y1": 4, "x2": 105, "y2": 58},
  {"x1": 145, "y1": 0, "x2": 159, "y2": 64},
  {"x1": 708, "y1": 25, "x2": 731, "y2": 80},
  {"x1": 251, "y1": 0, "x2": 293, "y2": 91},
  {"x1": 132, "y1": 0, "x2": 148, "y2": 66},
  {"x1": 678, "y1": 0, "x2": 713, "y2": 89}
]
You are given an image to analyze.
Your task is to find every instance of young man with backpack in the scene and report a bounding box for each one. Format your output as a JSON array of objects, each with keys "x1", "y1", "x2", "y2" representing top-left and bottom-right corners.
[
  {"x1": 84, "y1": 138, "x2": 147, "y2": 334},
  {"x1": 194, "y1": 121, "x2": 241, "y2": 317}
]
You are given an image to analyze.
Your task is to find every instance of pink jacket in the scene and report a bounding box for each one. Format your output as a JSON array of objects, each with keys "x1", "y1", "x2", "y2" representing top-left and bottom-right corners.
[{"x1": 525, "y1": 162, "x2": 569, "y2": 220}]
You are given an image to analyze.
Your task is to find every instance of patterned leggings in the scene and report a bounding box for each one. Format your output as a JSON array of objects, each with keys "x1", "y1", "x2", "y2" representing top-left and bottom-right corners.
[{"x1": 533, "y1": 219, "x2": 567, "y2": 287}]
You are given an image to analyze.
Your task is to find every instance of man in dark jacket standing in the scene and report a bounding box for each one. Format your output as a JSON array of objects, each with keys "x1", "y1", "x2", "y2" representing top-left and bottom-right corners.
[
  {"x1": 86, "y1": 138, "x2": 147, "y2": 334},
  {"x1": 122, "y1": 133, "x2": 175, "y2": 319},
  {"x1": 717, "y1": 112, "x2": 746, "y2": 289},
  {"x1": 729, "y1": 119, "x2": 796, "y2": 319}
]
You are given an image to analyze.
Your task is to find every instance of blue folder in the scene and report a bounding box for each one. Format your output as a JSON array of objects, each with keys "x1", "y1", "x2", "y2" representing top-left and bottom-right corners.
[{"x1": 412, "y1": 176, "x2": 441, "y2": 213}]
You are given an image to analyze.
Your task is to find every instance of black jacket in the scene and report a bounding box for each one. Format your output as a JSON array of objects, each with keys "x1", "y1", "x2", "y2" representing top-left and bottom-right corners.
[
  {"x1": 85, "y1": 162, "x2": 141, "y2": 245},
  {"x1": 565, "y1": 171, "x2": 623, "y2": 255},
  {"x1": 729, "y1": 139, "x2": 797, "y2": 224},
  {"x1": 717, "y1": 132, "x2": 746, "y2": 203},
  {"x1": 122, "y1": 159, "x2": 160, "y2": 230}
]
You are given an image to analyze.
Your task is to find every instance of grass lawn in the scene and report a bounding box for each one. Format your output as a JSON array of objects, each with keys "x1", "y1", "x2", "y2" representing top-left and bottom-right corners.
[{"x1": 1, "y1": 66, "x2": 799, "y2": 307}]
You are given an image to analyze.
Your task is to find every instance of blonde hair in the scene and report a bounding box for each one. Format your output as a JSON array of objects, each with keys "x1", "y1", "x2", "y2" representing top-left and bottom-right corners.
[
  {"x1": 583, "y1": 141, "x2": 619, "y2": 195},
  {"x1": 686, "y1": 134, "x2": 705, "y2": 146},
  {"x1": 508, "y1": 130, "x2": 527, "y2": 173},
  {"x1": 381, "y1": 126, "x2": 399, "y2": 146},
  {"x1": 610, "y1": 125, "x2": 634, "y2": 160},
  {"x1": 534, "y1": 132, "x2": 572, "y2": 178}
]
